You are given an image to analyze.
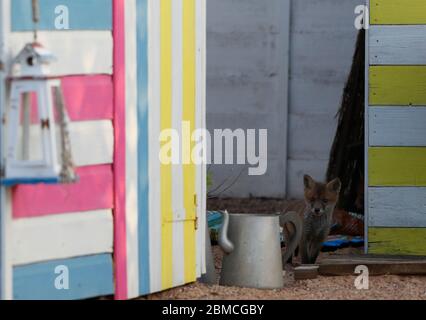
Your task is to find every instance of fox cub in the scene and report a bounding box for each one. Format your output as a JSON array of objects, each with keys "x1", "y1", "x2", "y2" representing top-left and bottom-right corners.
[{"x1": 281, "y1": 174, "x2": 341, "y2": 265}]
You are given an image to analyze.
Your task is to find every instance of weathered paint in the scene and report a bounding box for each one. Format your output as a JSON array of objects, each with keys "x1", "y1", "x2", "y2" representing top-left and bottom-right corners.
[
  {"x1": 369, "y1": 66, "x2": 426, "y2": 106},
  {"x1": 11, "y1": 0, "x2": 112, "y2": 31},
  {"x1": 370, "y1": 0, "x2": 426, "y2": 25},
  {"x1": 368, "y1": 187, "x2": 426, "y2": 228},
  {"x1": 12, "y1": 210, "x2": 113, "y2": 265},
  {"x1": 13, "y1": 165, "x2": 113, "y2": 218},
  {"x1": 369, "y1": 147, "x2": 426, "y2": 186},
  {"x1": 13, "y1": 254, "x2": 114, "y2": 300},
  {"x1": 369, "y1": 107, "x2": 426, "y2": 146},
  {"x1": 369, "y1": 228, "x2": 426, "y2": 256},
  {"x1": 112, "y1": 0, "x2": 127, "y2": 300}
]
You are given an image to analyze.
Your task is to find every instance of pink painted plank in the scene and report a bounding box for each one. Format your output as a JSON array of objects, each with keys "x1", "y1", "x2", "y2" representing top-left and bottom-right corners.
[
  {"x1": 25, "y1": 75, "x2": 113, "y2": 123},
  {"x1": 62, "y1": 75, "x2": 113, "y2": 121},
  {"x1": 113, "y1": 0, "x2": 128, "y2": 300},
  {"x1": 12, "y1": 165, "x2": 114, "y2": 218}
]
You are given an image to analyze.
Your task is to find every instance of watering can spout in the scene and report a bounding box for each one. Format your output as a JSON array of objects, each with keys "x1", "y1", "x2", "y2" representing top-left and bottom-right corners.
[{"x1": 218, "y1": 211, "x2": 234, "y2": 254}]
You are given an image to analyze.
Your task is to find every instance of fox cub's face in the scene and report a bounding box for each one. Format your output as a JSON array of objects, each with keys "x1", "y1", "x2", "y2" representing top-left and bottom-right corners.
[{"x1": 303, "y1": 175, "x2": 341, "y2": 216}]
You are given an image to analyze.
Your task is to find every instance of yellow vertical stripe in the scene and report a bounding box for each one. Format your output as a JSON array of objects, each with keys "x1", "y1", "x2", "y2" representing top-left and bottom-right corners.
[
  {"x1": 182, "y1": 0, "x2": 197, "y2": 283},
  {"x1": 160, "y1": 0, "x2": 173, "y2": 289}
]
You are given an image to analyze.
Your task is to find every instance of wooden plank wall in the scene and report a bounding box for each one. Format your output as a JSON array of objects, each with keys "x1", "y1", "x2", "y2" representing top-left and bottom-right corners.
[
  {"x1": 5, "y1": 0, "x2": 115, "y2": 299},
  {"x1": 367, "y1": 0, "x2": 426, "y2": 255}
]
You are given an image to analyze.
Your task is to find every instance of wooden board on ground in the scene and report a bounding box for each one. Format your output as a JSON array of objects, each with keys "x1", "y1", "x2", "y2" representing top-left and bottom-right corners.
[
  {"x1": 319, "y1": 254, "x2": 426, "y2": 276},
  {"x1": 294, "y1": 265, "x2": 319, "y2": 280}
]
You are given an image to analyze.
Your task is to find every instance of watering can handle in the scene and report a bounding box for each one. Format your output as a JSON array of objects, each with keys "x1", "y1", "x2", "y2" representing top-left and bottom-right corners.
[
  {"x1": 218, "y1": 211, "x2": 234, "y2": 254},
  {"x1": 280, "y1": 212, "x2": 303, "y2": 264}
]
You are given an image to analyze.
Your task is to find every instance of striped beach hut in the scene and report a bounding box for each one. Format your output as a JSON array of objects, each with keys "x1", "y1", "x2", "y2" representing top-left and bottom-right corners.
[
  {"x1": 366, "y1": 0, "x2": 426, "y2": 256},
  {"x1": 0, "y1": 0, "x2": 206, "y2": 300}
]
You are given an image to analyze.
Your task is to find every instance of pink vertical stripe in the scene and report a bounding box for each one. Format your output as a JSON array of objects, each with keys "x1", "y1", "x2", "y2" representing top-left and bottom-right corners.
[
  {"x1": 113, "y1": 0, "x2": 128, "y2": 300},
  {"x1": 12, "y1": 165, "x2": 114, "y2": 218}
]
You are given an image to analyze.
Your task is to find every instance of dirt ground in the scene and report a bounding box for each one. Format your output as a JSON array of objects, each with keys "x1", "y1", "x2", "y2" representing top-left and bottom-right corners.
[{"x1": 143, "y1": 246, "x2": 426, "y2": 300}]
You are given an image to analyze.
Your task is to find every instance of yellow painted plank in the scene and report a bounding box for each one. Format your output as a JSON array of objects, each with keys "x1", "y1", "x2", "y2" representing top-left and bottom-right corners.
[
  {"x1": 160, "y1": 0, "x2": 173, "y2": 290},
  {"x1": 369, "y1": 228, "x2": 426, "y2": 256},
  {"x1": 182, "y1": 0, "x2": 197, "y2": 284},
  {"x1": 371, "y1": 0, "x2": 426, "y2": 25},
  {"x1": 369, "y1": 66, "x2": 426, "y2": 106},
  {"x1": 369, "y1": 147, "x2": 426, "y2": 186}
]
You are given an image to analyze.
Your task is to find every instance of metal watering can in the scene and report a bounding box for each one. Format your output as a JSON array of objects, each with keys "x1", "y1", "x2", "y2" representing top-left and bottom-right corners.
[{"x1": 218, "y1": 211, "x2": 301, "y2": 289}]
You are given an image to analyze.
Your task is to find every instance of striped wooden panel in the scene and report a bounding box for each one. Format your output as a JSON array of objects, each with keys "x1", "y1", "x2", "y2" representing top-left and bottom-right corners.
[
  {"x1": 61, "y1": 76, "x2": 113, "y2": 121},
  {"x1": 369, "y1": 107, "x2": 426, "y2": 146},
  {"x1": 12, "y1": 210, "x2": 113, "y2": 265},
  {"x1": 370, "y1": 0, "x2": 426, "y2": 25},
  {"x1": 369, "y1": 228, "x2": 426, "y2": 256},
  {"x1": 13, "y1": 254, "x2": 113, "y2": 300},
  {"x1": 13, "y1": 165, "x2": 113, "y2": 218},
  {"x1": 12, "y1": 0, "x2": 112, "y2": 31},
  {"x1": 370, "y1": 26, "x2": 426, "y2": 65},
  {"x1": 369, "y1": 147, "x2": 426, "y2": 186},
  {"x1": 369, "y1": 66, "x2": 426, "y2": 106},
  {"x1": 368, "y1": 187, "x2": 426, "y2": 227},
  {"x1": 25, "y1": 120, "x2": 113, "y2": 167},
  {"x1": 9, "y1": 31, "x2": 113, "y2": 75}
]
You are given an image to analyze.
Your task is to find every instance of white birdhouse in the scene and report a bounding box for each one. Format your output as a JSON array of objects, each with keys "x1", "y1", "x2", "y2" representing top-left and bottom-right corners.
[{"x1": 1, "y1": 42, "x2": 76, "y2": 186}]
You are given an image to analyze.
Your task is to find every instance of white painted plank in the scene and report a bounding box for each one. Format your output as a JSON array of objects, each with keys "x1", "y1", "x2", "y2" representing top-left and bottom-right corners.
[
  {"x1": 124, "y1": 0, "x2": 139, "y2": 299},
  {"x1": 171, "y1": 0, "x2": 185, "y2": 288},
  {"x1": 368, "y1": 187, "x2": 426, "y2": 228},
  {"x1": 369, "y1": 107, "x2": 426, "y2": 146},
  {"x1": 12, "y1": 209, "x2": 113, "y2": 266},
  {"x1": 148, "y1": 0, "x2": 162, "y2": 294},
  {"x1": 7, "y1": 31, "x2": 113, "y2": 75},
  {"x1": 25, "y1": 120, "x2": 113, "y2": 167},
  {"x1": 370, "y1": 26, "x2": 426, "y2": 65}
]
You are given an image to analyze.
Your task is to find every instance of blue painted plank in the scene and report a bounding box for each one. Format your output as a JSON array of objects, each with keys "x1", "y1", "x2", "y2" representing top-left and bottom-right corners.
[
  {"x1": 13, "y1": 254, "x2": 114, "y2": 300},
  {"x1": 11, "y1": 0, "x2": 112, "y2": 31},
  {"x1": 136, "y1": 0, "x2": 150, "y2": 296}
]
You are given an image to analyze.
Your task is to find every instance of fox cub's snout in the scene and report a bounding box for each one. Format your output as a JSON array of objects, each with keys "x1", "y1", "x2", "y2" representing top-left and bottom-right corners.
[{"x1": 303, "y1": 175, "x2": 341, "y2": 217}]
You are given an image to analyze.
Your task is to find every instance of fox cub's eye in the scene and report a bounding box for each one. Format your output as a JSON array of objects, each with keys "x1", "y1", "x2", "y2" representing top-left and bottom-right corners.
[{"x1": 322, "y1": 199, "x2": 328, "y2": 204}]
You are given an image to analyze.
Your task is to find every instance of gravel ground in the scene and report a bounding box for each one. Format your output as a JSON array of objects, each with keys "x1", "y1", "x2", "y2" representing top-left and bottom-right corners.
[
  {"x1": 139, "y1": 199, "x2": 426, "y2": 300},
  {"x1": 142, "y1": 246, "x2": 426, "y2": 300}
]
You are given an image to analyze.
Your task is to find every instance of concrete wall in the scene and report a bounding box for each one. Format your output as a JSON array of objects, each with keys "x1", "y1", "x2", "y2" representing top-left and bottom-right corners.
[{"x1": 206, "y1": 0, "x2": 360, "y2": 199}]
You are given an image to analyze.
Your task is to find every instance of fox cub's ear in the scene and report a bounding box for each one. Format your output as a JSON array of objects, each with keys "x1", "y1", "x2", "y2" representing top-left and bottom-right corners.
[
  {"x1": 303, "y1": 174, "x2": 315, "y2": 190},
  {"x1": 327, "y1": 178, "x2": 341, "y2": 193}
]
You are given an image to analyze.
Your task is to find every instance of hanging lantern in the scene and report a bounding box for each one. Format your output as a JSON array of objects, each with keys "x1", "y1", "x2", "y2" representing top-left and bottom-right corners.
[{"x1": 0, "y1": 42, "x2": 76, "y2": 186}]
